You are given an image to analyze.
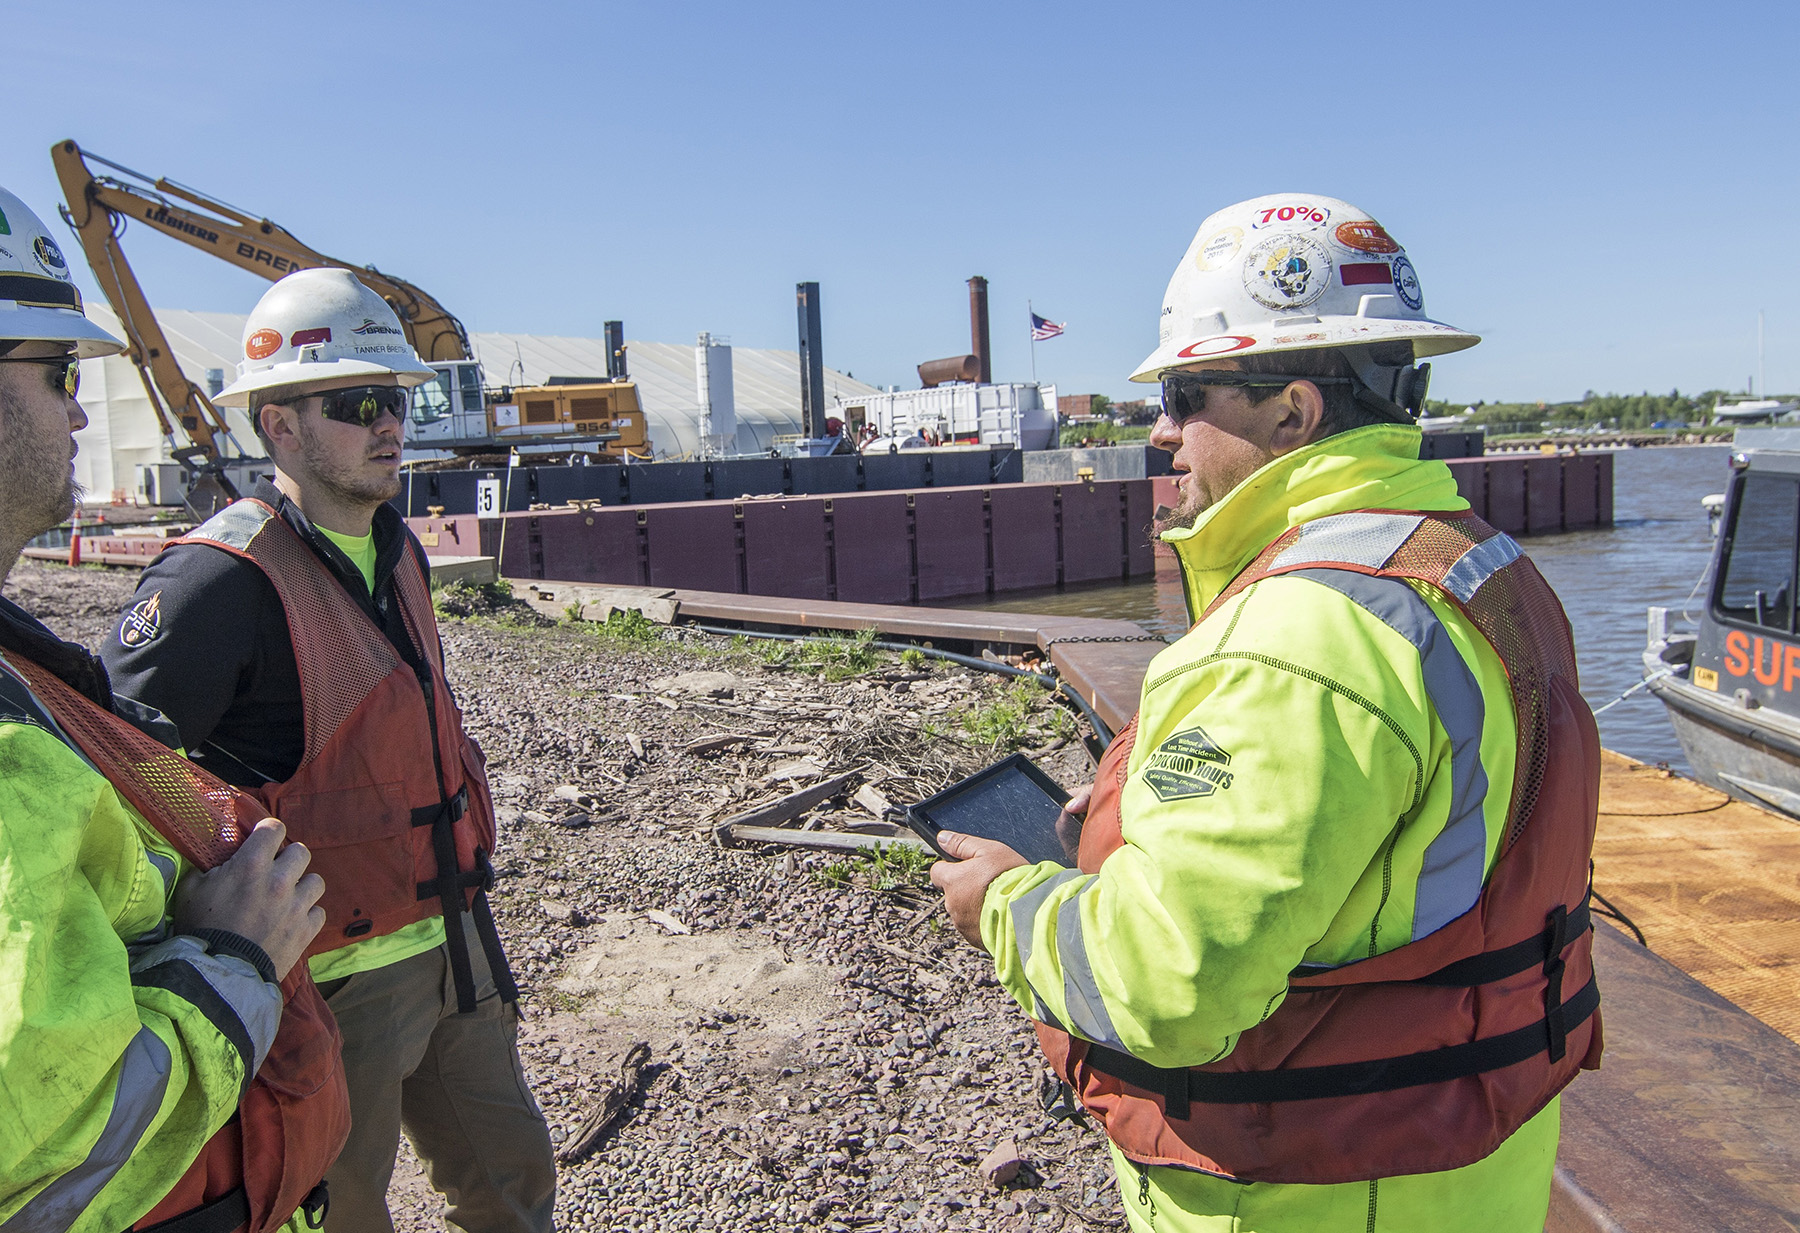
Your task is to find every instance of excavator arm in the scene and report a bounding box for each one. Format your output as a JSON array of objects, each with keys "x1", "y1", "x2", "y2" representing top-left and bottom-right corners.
[
  {"x1": 52, "y1": 142, "x2": 239, "y2": 464},
  {"x1": 51, "y1": 140, "x2": 470, "y2": 364}
]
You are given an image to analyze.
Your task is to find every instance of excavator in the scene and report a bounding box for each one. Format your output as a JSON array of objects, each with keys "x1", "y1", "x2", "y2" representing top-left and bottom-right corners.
[{"x1": 51, "y1": 139, "x2": 646, "y2": 506}]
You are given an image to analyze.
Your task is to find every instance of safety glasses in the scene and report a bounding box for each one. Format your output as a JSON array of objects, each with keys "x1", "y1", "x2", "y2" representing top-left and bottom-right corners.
[
  {"x1": 1159, "y1": 370, "x2": 1352, "y2": 428},
  {"x1": 0, "y1": 355, "x2": 80, "y2": 399},
  {"x1": 313, "y1": 385, "x2": 408, "y2": 428}
]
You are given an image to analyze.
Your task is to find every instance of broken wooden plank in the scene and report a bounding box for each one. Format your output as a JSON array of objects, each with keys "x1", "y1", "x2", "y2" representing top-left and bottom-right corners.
[
  {"x1": 710, "y1": 770, "x2": 861, "y2": 842},
  {"x1": 556, "y1": 1041, "x2": 653, "y2": 1164},
  {"x1": 720, "y1": 825, "x2": 930, "y2": 853}
]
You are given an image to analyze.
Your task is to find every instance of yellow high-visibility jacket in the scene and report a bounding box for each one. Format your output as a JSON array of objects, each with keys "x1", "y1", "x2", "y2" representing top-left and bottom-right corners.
[
  {"x1": 981, "y1": 425, "x2": 1561, "y2": 1232},
  {"x1": 0, "y1": 641, "x2": 282, "y2": 1232}
]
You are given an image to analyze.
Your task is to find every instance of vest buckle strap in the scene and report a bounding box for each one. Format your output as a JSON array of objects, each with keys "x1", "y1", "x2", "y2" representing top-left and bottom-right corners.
[
  {"x1": 410, "y1": 784, "x2": 469, "y2": 828},
  {"x1": 1081, "y1": 974, "x2": 1600, "y2": 1107},
  {"x1": 1542, "y1": 904, "x2": 1570, "y2": 1063}
]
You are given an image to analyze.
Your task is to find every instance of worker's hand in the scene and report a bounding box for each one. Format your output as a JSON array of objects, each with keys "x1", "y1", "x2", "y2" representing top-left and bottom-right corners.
[
  {"x1": 1056, "y1": 785, "x2": 1093, "y2": 865},
  {"x1": 930, "y1": 832, "x2": 1029, "y2": 950},
  {"x1": 173, "y1": 820, "x2": 326, "y2": 981}
]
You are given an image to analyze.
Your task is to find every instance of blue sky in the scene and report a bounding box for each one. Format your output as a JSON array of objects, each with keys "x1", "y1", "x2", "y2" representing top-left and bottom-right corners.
[{"x1": 4, "y1": 1, "x2": 1792, "y2": 404}]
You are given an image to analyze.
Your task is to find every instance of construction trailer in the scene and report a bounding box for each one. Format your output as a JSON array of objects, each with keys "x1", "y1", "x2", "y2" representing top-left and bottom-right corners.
[{"x1": 835, "y1": 382, "x2": 1059, "y2": 450}]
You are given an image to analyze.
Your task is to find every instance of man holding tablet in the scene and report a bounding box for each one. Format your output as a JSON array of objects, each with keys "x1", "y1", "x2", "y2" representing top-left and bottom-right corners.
[{"x1": 931, "y1": 195, "x2": 1601, "y2": 1232}]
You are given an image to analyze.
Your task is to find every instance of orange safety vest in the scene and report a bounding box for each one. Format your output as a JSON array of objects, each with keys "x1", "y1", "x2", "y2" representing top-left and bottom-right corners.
[
  {"x1": 1, "y1": 653, "x2": 348, "y2": 1233},
  {"x1": 171, "y1": 500, "x2": 509, "y2": 1013},
  {"x1": 1036, "y1": 510, "x2": 1604, "y2": 1186}
]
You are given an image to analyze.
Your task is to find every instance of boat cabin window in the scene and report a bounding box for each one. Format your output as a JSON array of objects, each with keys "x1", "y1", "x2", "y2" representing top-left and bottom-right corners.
[{"x1": 1716, "y1": 472, "x2": 1799, "y2": 632}]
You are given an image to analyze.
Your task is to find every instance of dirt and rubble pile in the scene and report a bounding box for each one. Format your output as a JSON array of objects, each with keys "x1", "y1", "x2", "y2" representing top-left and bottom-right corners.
[{"x1": 7, "y1": 559, "x2": 1129, "y2": 1232}]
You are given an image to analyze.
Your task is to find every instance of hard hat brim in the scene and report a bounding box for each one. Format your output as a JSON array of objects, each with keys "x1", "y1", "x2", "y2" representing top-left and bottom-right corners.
[
  {"x1": 0, "y1": 304, "x2": 126, "y2": 359},
  {"x1": 215, "y1": 355, "x2": 437, "y2": 406},
  {"x1": 1130, "y1": 316, "x2": 1479, "y2": 383}
]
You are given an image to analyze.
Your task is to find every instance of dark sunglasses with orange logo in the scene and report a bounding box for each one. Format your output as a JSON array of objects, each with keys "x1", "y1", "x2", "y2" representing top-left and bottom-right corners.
[
  {"x1": 311, "y1": 385, "x2": 409, "y2": 428},
  {"x1": 0, "y1": 355, "x2": 80, "y2": 398}
]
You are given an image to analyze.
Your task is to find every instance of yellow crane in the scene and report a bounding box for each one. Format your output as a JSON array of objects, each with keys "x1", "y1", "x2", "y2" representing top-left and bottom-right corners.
[{"x1": 52, "y1": 139, "x2": 646, "y2": 488}]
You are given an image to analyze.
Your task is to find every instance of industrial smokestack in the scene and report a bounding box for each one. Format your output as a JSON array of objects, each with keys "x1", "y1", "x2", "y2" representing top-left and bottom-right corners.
[
  {"x1": 604, "y1": 320, "x2": 627, "y2": 381},
  {"x1": 968, "y1": 276, "x2": 991, "y2": 384},
  {"x1": 796, "y1": 282, "x2": 826, "y2": 439}
]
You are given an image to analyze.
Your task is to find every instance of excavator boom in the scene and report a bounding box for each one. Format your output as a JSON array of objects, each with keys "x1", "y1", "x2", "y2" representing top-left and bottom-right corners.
[{"x1": 51, "y1": 140, "x2": 470, "y2": 363}]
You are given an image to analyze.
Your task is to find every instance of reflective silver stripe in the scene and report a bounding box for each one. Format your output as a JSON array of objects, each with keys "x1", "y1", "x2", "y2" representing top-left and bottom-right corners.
[
  {"x1": 1288, "y1": 569, "x2": 1491, "y2": 940},
  {"x1": 1055, "y1": 880, "x2": 1129, "y2": 1051},
  {"x1": 144, "y1": 850, "x2": 177, "y2": 900},
  {"x1": 1268, "y1": 512, "x2": 1425, "y2": 573},
  {"x1": 130, "y1": 937, "x2": 282, "y2": 1074},
  {"x1": 186, "y1": 500, "x2": 271, "y2": 552},
  {"x1": 1009, "y1": 869, "x2": 1088, "y2": 972},
  {"x1": 1440, "y1": 533, "x2": 1524, "y2": 604},
  {"x1": 0, "y1": 1028, "x2": 172, "y2": 1233}
]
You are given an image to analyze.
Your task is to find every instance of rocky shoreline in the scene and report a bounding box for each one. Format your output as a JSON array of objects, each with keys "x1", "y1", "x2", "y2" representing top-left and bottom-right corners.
[{"x1": 8, "y1": 559, "x2": 1127, "y2": 1232}]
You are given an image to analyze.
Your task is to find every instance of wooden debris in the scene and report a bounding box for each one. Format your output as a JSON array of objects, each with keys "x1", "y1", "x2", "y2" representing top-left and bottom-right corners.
[
  {"x1": 722, "y1": 825, "x2": 928, "y2": 854},
  {"x1": 853, "y1": 783, "x2": 894, "y2": 819},
  {"x1": 710, "y1": 770, "x2": 861, "y2": 842},
  {"x1": 685, "y1": 732, "x2": 757, "y2": 756},
  {"x1": 556, "y1": 1041, "x2": 653, "y2": 1165},
  {"x1": 643, "y1": 909, "x2": 691, "y2": 935}
]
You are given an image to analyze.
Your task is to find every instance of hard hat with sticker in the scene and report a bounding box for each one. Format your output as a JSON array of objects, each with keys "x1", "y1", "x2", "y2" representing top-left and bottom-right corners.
[
  {"x1": 0, "y1": 184, "x2": 124, "y2": 358},
  {"x1": 1130, "y1": 193, "x2": 1477, "y2": 384},
  {"x1": 215, "y1": 268, "x2": 434, "y2": 406}
]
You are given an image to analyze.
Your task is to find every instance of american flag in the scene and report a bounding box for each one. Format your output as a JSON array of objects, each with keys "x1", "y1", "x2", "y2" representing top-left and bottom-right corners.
[{"x1": 1030, "y1": 312, "x2": 1065, "y2": 341}]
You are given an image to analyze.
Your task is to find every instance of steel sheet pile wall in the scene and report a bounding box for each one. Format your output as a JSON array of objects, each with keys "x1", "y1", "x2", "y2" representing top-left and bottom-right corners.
[
  {"x1": 410, "y1": 479, "x2": 1159, "y2": 602},
  {"x1": 395, "y1": 448, "x2": 1027, "y2": 517}
]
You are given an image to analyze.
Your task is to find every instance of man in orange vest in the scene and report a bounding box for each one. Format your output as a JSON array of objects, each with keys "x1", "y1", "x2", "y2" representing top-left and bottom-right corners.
[
  {"x1": 104, "y1": 270, "x2": 555, "y2": 1233},
  {"x1": 0, "y1": 184, "x2": 341, "y2": 1232},
  {"x1": 931, "y1": 196, "x2": 1601, "y2": 1231}
]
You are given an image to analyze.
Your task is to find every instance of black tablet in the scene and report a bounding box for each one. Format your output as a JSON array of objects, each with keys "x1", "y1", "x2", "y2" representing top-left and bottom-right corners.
[{"x1": 906, "y1": 753, "x2": 1073, "y2": 867}]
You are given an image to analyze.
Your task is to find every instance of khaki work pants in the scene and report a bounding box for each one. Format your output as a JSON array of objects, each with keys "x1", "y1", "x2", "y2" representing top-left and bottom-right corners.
[{"x1": 320, "y1": 916, "x2": 556, "y2": 1233}]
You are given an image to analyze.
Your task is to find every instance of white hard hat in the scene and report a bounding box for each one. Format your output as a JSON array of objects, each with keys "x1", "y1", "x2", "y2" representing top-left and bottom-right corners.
[
  {"x1": 215, "y1": 267, "x2": 435, "y2": 406},
  {"x1": 0, "y1": 185, "x2": 124, "y2": 358},
  {"x1": 1130, "y1": 194, "x2": 1478, "y2": 383}
]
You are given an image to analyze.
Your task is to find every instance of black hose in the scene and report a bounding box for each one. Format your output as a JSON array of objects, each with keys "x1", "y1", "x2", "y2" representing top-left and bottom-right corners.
[{"x1": 683, "y1": 622, "x2": 1115, "y2": 746}]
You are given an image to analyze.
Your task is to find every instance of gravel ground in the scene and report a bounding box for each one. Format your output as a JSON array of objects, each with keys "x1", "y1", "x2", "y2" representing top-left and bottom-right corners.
[{"x1": 7, "y1": 559, "x2": 1129, "y2": 1232}]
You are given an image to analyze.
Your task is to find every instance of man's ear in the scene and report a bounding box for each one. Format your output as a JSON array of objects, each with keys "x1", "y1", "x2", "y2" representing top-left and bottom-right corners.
[
  {"x1": 1267, "y1": 380, "x2": 1327, "y2": 455},
  {"x1": 258, "y1": 401, "x2": 300, "y2": 454}
]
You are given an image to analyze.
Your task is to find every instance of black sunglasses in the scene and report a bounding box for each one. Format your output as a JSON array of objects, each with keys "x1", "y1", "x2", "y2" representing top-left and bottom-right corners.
[
  {"x1": 310, "y1": 385, "x2": 408, "y2": 428},
  {"x1": 1159, "y1": 370, "x2": 1352, "y2": 428},
  {"x1": 0, "y1": 355, "x2": 80, "y2": 398}
]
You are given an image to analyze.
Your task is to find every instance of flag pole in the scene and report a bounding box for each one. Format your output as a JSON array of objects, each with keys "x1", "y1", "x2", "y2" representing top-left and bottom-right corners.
[{"x1": 1029, "y1": 300, "x2": 1038, "y2": 383}]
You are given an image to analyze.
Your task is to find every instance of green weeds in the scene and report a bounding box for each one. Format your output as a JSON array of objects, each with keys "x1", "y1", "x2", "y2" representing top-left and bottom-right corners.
[
  {"x1": 957, "y1": 677, "x2": 1056, "y2": 750},
  {"x1": 755, "y1": 627, "x2": 884, "y2": 680}
]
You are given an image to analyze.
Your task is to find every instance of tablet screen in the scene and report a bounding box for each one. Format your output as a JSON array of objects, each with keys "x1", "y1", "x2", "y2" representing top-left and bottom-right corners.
[{"x1": 909, "y1": 755, "x2": 1072, "y2": 867}]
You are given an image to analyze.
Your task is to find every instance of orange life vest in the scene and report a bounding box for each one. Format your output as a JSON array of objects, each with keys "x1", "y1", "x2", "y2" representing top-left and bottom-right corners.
[
  {"x1": 0, "y1": 653, "x2": 349, "y2": 1233},
  {"x1": 171, "y1": 500, "x2": 509, "y2": 1013},
  {"x1": 1036, "y1": 510, "x2": 1604, "y2": 1185}
]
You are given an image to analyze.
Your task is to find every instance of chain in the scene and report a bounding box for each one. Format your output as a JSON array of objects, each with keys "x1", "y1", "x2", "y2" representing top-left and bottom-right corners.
[{"x1": 1041, "y1": 634, "x2": 1170, "y2": 646}]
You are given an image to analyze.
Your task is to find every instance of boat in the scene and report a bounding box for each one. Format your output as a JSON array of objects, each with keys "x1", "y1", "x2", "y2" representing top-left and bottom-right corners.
[
  {"x1": 1711, "y1": 396, "x2": 1800, "y2": 423},
  {"x1": 1645, "y1": 427, "x2": 1800, "y2": 815}
]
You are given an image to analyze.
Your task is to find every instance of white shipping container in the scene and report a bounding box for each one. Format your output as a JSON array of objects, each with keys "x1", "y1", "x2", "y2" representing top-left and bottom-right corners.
[{"x1": 832, "y1": 382, "x2": 1058, "y2": 449}]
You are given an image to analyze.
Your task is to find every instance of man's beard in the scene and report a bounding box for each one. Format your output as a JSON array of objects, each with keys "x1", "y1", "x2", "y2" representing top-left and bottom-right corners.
[
  {"x1": 0, "y1": 395, "x2": 84, "y2": 539},
  {"x1": 1150, "y1": 482, "x2": 1207, "y2": 537},
  {"x1": 297, "y1": 419, "x2": 403, "y2": 505}
]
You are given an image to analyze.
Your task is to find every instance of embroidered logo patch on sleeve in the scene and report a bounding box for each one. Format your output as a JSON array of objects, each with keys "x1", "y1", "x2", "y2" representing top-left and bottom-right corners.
[
  {"x1": 1142, "y1": 726, "x2": 1235, "y2": 801},
  {"x1": 119, "y1": 591, "x2": 164, "y2": 648}
]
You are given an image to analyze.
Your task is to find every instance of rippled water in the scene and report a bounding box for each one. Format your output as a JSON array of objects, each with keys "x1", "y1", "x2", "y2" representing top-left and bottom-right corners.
[{"x1": 947, "y1": 447, "x2": 1731, "y2": 769}]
